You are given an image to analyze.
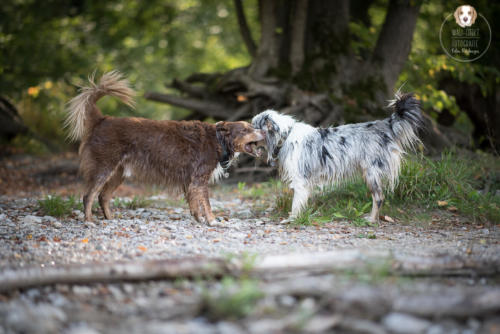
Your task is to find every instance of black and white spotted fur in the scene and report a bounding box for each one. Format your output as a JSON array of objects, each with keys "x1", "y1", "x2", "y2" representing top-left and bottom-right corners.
[{"x1": 252, "y1": 93, "x2": 424, "y2": 223}]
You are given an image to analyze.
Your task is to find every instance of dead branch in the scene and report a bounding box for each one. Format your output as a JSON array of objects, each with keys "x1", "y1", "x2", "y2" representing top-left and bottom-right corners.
[
  {"x1": 143, "y1": 92, "x2": 232, "y2": 118},
  {"x1": 1, "y1": 250, "x2": 499, "y2": 293},
  {"x1": 0, "y1": 257, "x2": 229, "y2": 293},
  {"x1": 169, "y1": 79, "x2": 207, "y2": 99}
]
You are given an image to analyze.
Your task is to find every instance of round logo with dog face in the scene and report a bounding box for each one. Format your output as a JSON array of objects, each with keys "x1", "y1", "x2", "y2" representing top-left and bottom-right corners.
[{"x1": 439, "y1": 5, "x2": 491, "y2": 62}]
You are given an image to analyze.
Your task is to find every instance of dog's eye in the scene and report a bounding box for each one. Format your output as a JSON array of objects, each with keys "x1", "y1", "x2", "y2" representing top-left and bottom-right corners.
[
  {"x1": 460, "y1": 11, "x2": 463, "y2": 15},
  {"x1": 468, "y1": 11, "x2": 471, "y2": 15}
]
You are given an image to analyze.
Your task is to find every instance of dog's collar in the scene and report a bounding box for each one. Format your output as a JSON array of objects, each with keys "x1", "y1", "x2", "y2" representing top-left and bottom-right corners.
[{"x1": 215, "y1": 128, "x2": 232, "y2": 170}]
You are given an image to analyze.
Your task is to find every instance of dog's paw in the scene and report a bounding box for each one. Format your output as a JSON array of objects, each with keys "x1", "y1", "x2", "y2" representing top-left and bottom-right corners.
[
  {"x1": 208, "y1": 217, "x2": 228, "y2": 228},
  {"x1": 279, "y1": 217, "x2": 293, "y2": 225},
  {"x1": 361, "y1": 214, "x2": 379, "y2": 224}
]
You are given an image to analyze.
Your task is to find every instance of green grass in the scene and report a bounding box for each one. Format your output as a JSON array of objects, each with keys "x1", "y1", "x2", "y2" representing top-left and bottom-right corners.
[
  {"x1": 201, "y1": 277, "x2": 263, "y2": 320},
  {"x1": 272, "y1": 152, "x2": 500, "y2": 225},
  {"x1": 38, "y1": 195, "x2": 81, "y2": 217},
  {"x1": 112, "y1": 196, "x2": 152, "y2": 210}
]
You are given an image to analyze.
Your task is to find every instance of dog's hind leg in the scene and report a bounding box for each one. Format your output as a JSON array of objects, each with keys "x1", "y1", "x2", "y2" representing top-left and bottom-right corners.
[
  {"x1": 83, "y1": 173, "x2": 112, "y2": 222},
  {"x1": 98, "y1": 166, "x2": 124, "y2": 220},
  {"x1": 364, "y1": 171, "x2": 384, "y2": 223}
]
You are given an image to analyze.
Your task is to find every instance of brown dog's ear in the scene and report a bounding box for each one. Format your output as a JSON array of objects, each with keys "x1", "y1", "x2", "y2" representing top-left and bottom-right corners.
[
  {"x1": 471, "y1": 7, "x2": 477, "y2": 24},
  {"x1": 454, "y1": 6, "x2": 461, "y2": 24},
  {"x1": 215, "y1": 122, "x2": 234, "y2": 168}
]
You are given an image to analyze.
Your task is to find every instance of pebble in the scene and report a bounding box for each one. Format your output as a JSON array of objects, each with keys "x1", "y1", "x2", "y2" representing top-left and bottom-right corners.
[
  {"x1": 382, "y1": 312, "x2": 431, "y2": 334},
  {"x1": 0, "y1": 193, "x2": 498, "y2": 333},
  {"x1": 22, "y1": 215, "x2": 42, "y2": 224}
]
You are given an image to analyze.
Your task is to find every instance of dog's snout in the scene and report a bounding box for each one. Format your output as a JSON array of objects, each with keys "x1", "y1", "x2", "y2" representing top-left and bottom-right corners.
[{"x1": 463, "y1": 16, "x2": 468, "y2": 22}]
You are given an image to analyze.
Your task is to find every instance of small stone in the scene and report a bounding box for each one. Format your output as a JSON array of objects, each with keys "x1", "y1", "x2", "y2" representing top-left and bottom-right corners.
[
  {"x1": 237, "y1": 209, "x2": 252, "y2": 218},
  {"x1": 84, "y1": 221, "x2": 96, "y2": 228},
  {"x1": 278, "y1": 295, "x2": 296, "y2": 307},
  {"x1": 382, "y1": 312, "x2": 431, "y2": 334},
  {"x1": 255, "y1": 220, "x2": 265, "y2": 226},
  {"x1": 73, "y1": 285, "x2": 92, "y2": 295},
  {"x1": 52, "y1": 221, "x2": 63, "y2": 229},
  {"x1": 22, "y1": 215, "x2": 42, "y2": 224}
]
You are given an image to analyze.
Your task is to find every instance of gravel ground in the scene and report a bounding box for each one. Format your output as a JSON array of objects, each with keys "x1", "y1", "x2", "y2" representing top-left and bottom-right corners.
[{"x1": 1, "y1": 187, "x2": 499, "y2": 333}]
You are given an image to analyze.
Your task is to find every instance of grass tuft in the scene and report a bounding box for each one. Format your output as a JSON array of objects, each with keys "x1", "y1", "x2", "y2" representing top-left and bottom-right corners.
[
  {"x1": 202, "y1": 277, "x2": 263, "y2": 320},
  {"x1": 113, "y1": 196, "x2": 152, "y2": 210},
  {"x1": 38, "y1": 195, "x2": 81, "y2": 217}
]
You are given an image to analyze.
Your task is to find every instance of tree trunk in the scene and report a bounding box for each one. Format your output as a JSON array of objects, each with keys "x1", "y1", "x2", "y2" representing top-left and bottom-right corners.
[
  {"x1": 249, "y1": 0, "x2": 280, "y2": 78},
  {"x1": 372, "y1": 0, "x2": 421, "y2": 93},
  {"x1": 145, "y1": 0, "x2": 420, "y2": 130},
  {"x1": 289, "y1": 0, "x2": 308, "y2": 75},
  {"x1": 233, "y1": 0, "x2": 257, "y2": 58},
  {"x1": 439, "y1": 76, "x2": 500, "y2": 152},
  {"x1": 0, "y1": 96, "x2": 27, "y2": 140}
]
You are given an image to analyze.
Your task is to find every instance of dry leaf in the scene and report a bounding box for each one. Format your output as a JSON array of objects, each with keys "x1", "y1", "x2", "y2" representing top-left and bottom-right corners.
[
  {"x1": 26, "y1": 234, "x2": 32, "y2": 240},
  {"x1": 81, "y1": 238, "x2": 89, "y2": 243},
  {"x1": 237, "y1": 95, "x2": 247, "y2": 102},
  {"x1": 53, "y1": 236, "x2": 61, "y2": 242},
  {"x1": 280, "y1": 241, "x2": 288, "y2": 245},
  {"x1": 213, "y1": 239, "x2": 220, "y2": 243},
  {"x1": 137, "y1": 245, "x2": 147, "y2": 252},
  {"x1": 185, "y1": 235, "x2": 193, "y2": 239},
  {"x1": 437, "y1": 200, "x2": 448, "y2": 207},
  {"x1": 448, "y1": 206, "x2": 458, "y2": 212},
  {"x1": 383, "y1": 215, "x2": 395, "y2": 223}
]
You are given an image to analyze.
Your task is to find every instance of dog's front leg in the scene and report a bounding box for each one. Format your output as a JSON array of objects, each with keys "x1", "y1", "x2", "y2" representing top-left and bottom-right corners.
[{"x1": 280, "y1": 181, "x2": 310, "y2": 224}]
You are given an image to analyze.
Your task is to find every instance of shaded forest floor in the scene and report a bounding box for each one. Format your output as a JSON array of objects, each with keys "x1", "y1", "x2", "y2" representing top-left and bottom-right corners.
[{"x1": 0, "y1": 153, "x2": 499, "y2": 333}]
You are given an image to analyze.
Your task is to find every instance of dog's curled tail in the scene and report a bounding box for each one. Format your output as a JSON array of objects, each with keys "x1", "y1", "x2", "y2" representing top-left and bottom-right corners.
[
  {"x1": 65, "y1": 70, "x2": 135, "y2": 141},
  {"x1": 388, "y1": 92, "x2": 424, "y2": 150}
]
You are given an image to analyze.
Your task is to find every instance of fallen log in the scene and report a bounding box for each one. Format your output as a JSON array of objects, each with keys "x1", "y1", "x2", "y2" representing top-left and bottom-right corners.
[{"x1": 1, "y1": 250, "x2": 499, "y2": 293}]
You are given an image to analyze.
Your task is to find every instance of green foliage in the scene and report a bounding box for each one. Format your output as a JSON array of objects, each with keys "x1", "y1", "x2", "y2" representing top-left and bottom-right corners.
[
  {"x1": 1, "y1": 0, "x2": 257, "y2": 149},
  {"x1": 38, "y1": 195, "x2": 81, "y2": 217},
  {"x1": 272, "y1": 152, "x2": 500, "y2": 224},
  {"x1": 392, "y1": 152, "x2": 500, "y2": 222},
  {"x1": 113, "y1": 196, "x2": 152, "y2": 210},
  {"x1": 202, "y1": 277, "x2": 263, "y2": 320}
]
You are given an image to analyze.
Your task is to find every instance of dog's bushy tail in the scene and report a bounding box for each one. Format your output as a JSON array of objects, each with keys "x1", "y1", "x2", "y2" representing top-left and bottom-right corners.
[
  {"x1": 65, "y1": 70, "x2": 135, "y2": 141},
  {"x1": 388, "y1": 92, "x2": 424, "y2": 150}
]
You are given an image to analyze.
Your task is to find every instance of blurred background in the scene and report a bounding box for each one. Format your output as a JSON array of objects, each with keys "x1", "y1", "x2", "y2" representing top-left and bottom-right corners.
[{"x1": 0, "y1": 0, "x2": 498, "y2": 156}]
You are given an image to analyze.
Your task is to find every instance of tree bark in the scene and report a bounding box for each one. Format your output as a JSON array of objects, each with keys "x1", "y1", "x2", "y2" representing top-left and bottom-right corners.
[
  {"x1": 372, "y1": 0, "x2": 421, "y2": 92},
  {"x1": 439, "y1": 76, "x2": 500, "y2": 151},
  {"x1": 233, "y1": 0, "x2": 257, "y2": 58},
  {"x1": 249, "y1": 0, "x2": 280, "y2": 78},
  {"x1": 0, "y1": 96, "x2": 27, "y2": 140},
  {"x1": 289, "y1": 0, "x2": 308, "y2": 75}
]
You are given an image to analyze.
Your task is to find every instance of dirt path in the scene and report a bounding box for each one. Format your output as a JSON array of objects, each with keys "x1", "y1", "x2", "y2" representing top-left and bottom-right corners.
[{"x1": 0, "y1": 154, "x2": 499, "y2": 333}]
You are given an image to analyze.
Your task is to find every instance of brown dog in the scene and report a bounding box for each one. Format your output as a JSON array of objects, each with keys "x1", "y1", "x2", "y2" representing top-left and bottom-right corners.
[{"x1": 65, "y1": 71, "x2": 264, "y2": 225}]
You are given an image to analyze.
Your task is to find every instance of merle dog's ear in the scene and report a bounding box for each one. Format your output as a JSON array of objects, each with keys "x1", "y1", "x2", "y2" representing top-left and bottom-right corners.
[
  {"x1": 265, "y1": 117, "x2": 278, "y2": 133},
  {"x1": 216, "y1": 122, "x2": 234, "y2": 167}
]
